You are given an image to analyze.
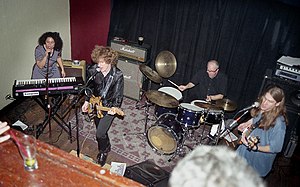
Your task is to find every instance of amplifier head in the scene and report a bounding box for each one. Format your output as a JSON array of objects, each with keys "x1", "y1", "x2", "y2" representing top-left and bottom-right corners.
[{"x1": 111, "y1": 39, "x2": 151, "y2": 63}]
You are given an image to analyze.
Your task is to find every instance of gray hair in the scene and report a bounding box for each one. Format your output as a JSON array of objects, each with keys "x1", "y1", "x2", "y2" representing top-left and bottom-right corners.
[{"x1": 168, "y1": 145, "x2": 265, "y2": 187}]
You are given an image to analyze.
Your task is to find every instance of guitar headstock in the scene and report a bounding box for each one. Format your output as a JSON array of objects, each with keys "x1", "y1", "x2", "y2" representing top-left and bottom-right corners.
[{"x1": 111, "y1": 107, "x2": 125, "y2": 116}]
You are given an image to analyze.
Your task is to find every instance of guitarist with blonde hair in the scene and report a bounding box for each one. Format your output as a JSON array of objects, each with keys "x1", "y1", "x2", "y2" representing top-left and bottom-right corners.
[
  {"x1": 81, "y1": 45, "x2": 124, "y2": 166},
  {"x1": 237, "y1": 86, "x2": 288, "y2": 177}
]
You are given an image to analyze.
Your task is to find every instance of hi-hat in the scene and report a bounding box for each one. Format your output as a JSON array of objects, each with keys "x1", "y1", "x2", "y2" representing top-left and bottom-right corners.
[
  {"x1": 193, "y1": 102, "x2": 223, "y2": 110},
  {"x1": 145, "y1": 90, "x2": 179, "y2": 108},
  {"x1": 155, "y1": 51, "x2": 177, "y2": 78},
  {"x1": 139, "y1": 64, "x2": 162, "y2": 83},
  {"x1": 216, "y1": 99, "x2": 237, "y2": 112}
]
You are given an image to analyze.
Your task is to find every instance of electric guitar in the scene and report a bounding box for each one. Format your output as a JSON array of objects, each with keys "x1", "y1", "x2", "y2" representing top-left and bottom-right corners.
[{"x1": 88, "y1": 95, "x2": 124, "y2": 119}]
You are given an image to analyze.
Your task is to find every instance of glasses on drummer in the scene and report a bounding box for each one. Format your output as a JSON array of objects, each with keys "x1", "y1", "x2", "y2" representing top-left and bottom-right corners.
[{"x1": 207, "y1": 68, "x2": 219, "y2": 73}]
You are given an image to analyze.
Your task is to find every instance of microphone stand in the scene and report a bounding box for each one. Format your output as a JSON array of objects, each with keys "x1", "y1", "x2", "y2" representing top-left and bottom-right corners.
[
  {"x1": 44, "y1": 52, "x2": 52, "y2": 139},
  {"x1": 219, "y1": 110, "x2": 249, "y2": 145}
]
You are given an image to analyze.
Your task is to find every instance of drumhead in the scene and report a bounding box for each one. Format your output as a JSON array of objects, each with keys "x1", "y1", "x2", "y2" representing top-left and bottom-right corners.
[
  {"x1": 147, "y1": 125, "x2": 177, "y2": 155},
  {"x1": 158, "y1": 87, "x2": 182, "y2": 100},
  {"x1": 191, "y1": 99, "x2": 207, "y2": 106},
  {"x1": 179, "y1": 103, "x2": 202, "y2": 112}
]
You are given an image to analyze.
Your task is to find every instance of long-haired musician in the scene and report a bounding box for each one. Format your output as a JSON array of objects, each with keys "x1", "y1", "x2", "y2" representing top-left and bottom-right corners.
[{"x1": 237, "y1": 86, "x2": 288, "y2": 177}]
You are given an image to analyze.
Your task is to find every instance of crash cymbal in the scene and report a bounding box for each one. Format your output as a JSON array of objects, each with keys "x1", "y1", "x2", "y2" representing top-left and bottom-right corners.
[
  {"x1": 155, "y1": 51, "x2": 177, "y2": 78},
  {"x1": 139, "y1": 64, "x2": 162, "y2": 83},
  {"x1": 145, "y1": 90, "x2": 179, "y2": 108},
  {"x1": 193, "y1": 102, "x2": 223, "y2": 110},
  {"x1": 216, "y1": 99, "x2": 237, "y2": 112}
]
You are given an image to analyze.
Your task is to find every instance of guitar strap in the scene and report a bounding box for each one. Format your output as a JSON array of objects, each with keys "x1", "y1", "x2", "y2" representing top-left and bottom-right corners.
[{"x1": 101, "y1": 67, "x2": 116, "y2": 99}]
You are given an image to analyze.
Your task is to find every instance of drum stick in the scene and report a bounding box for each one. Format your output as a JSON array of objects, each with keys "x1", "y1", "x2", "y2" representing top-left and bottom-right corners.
[{"x1": 168, "y1": 80, "x2": 179, "y2": 88}]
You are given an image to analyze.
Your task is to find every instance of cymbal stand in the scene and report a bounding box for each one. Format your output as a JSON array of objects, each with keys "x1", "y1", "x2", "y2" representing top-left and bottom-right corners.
[
  {"x1": 198, "y1": 110, "x2": 211, "y2": 144},
  {"x1": 135, "y1": 78, "x2": 152, "y2": 109}
]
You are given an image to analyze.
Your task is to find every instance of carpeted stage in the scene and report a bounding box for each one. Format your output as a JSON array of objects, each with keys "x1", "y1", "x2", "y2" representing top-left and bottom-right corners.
[{"x1": 69, "y1": 97, "x2": 208, "y2": 173}]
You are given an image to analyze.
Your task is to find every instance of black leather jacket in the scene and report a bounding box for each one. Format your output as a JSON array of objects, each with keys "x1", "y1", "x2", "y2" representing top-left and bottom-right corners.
[{"x1": 85, "y1": 64, "x2": 124, "y2": 108}]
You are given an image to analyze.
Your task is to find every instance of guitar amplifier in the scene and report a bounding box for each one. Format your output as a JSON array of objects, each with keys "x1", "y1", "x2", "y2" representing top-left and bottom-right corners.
[
  {"x1": 62, "y1": 60, "x2": 86, "y2": 82},
  {"x1": 110, "y1": 39, "x2": 151, "y2": 63},
  {"x1": 117, "y1": 57, "x2": 144, "y2": 100}
]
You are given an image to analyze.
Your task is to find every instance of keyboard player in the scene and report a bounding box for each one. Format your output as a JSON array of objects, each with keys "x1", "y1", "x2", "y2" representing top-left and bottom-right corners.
[{"x1": 32, "y1": 32, "x2": 66, "y2": 79}]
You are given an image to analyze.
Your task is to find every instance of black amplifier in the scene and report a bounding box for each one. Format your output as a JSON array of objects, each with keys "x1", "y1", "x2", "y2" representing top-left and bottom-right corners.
[{"x1": 110, "y1": 39, "x2": 151, "y2": 63}]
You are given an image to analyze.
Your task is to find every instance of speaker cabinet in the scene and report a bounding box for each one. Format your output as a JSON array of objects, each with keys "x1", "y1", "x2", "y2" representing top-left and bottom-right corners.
[
  {"x1": 259, "y1": 74, "x2": 300, "y2": 156},
  {"x1": 117, "y1": 57, "x2": 144, "y2": 100},
  {"x1": 63, "y1": 60, "x2": 86, "y2": 82},
  {"x1": 124, "y1": 160, "x2": 169, "y2": 187}
]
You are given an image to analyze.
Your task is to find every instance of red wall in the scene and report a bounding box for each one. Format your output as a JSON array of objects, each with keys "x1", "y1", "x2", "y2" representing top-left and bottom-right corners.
[{"x1": 70, "y1": 0, "x2": 111, "y2": 63}]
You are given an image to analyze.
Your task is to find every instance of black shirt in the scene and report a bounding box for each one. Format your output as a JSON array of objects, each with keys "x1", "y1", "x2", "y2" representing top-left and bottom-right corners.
[{"x1": 190, "y1": 69, "x2": 227, "y2": 101}]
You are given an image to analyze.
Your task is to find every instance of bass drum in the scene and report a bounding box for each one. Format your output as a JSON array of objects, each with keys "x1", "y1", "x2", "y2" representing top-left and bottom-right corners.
[{"x1": 147, "y1": 113, "x2": 183, "y2": 155}]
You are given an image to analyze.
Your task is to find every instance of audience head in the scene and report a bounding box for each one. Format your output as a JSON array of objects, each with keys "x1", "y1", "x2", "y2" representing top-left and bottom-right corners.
[{"x1": 169, "y1": 145, "x2": 265, "y2": 187}]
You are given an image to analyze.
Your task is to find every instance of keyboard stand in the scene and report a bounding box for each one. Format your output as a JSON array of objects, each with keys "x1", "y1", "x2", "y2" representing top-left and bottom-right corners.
[{"x1": 34, "y1": 95, "x2": 73, "y2": 142}]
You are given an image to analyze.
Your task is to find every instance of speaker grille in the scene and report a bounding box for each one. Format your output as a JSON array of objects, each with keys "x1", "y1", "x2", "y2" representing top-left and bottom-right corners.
[{"x1": 117, "y1": 58, "x2": 144, "y2": 100}]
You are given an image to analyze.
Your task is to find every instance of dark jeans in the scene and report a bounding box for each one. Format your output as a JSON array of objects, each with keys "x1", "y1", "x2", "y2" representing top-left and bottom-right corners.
[{"x1": 94, "y1": 114, "x2": 114, "y2": 153}]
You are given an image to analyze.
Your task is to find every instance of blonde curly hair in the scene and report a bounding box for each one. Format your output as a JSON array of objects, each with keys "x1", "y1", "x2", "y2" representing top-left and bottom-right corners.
[{"x1": 91, "y1": 45, "x2": 119, "y2": 65}]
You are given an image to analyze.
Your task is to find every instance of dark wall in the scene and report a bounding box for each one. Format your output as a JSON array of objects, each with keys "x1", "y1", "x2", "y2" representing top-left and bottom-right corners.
[
  {"x1": 108, "y1": 0, "x2": 300, "y2": 112},
  {"x1": 70, "y1": 0, "x2": 111, "y2": 63}
]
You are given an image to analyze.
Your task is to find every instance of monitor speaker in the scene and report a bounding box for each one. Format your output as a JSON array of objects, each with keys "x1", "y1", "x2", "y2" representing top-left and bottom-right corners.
[
  {"x1": 259, "y1": 73, "x2": 300, "y2": 156},
  {"x1": 124, "y1": 160, "x2": 169, "y2": 187},
  {"x1": 117, "y1": 58, "x2": 144, "y2": 100}
]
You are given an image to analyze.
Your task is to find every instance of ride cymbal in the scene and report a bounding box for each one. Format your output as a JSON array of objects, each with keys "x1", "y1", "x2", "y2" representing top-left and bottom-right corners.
[
  {"x1": 193, "y1": 102, "x2": 223, "y2": 110},
  {"x1": 139, "y1": 64, "x2": 162, "y2": 83},
  {"x1": 216, "y1": 99, "x2": 237, "y2": 112},
  {"x1": 155, "y1": 51, "x2": 177, "y2": 78},
  {"x1": 145, "y1": 90, "x2": 179, "y2": 108}
]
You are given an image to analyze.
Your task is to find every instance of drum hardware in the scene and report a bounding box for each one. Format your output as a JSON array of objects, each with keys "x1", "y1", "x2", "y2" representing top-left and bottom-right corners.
[{"x1": 155, "y1": 51, "x2": 177, "y2": 78}]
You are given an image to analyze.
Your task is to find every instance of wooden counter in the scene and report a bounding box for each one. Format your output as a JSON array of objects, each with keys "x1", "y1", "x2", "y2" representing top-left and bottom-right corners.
[{"x1": 0, "y1": 130, "x2": 144, "y2": 187}]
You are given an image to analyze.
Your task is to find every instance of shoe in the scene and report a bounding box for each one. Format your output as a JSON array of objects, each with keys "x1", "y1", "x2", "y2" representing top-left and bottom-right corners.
[{"x1": 97, "y1": 152, "x2": 108, "y2": 166}]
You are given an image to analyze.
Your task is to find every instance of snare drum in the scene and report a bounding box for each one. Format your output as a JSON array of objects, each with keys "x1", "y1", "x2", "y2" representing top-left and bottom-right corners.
[
  {"x1": 147, "y1": 113, "x2": 183, "y2": 155},
  {"x1": 191, "y1": 100, "x2": 223, "y2": 124},
  {"x1": 155, "y1": 87, "x2": 182, "y2": 117},
  {"x1": 158, "y1": 87, "x2": 182, "y2": 100},
  {"x1": 176, "y1": 103, "x2": 203, "y2": 127}
]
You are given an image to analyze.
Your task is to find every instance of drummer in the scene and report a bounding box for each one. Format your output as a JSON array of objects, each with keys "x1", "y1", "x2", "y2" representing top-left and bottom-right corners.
[{"x1": 178, "y1": 60, "x2": 227, "y2": 103}]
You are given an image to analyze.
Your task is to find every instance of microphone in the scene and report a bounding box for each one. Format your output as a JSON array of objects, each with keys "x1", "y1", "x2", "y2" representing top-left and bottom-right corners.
[
  {"x1": 240, "y1": 102, "x2": 260, "y2": 112},
  {"x1": 86, "y1": 68, "x2": 100, "y2": 84},
  {"x1": 48, "y1": 52, "x2": 51, "y2": 56},
  {"x1": 227, "y1": 110, "x2": 249, "y2": 129}
]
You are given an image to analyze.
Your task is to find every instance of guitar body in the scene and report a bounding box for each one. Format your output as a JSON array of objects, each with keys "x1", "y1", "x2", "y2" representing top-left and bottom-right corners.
[{"x1": 87, "y1": 95, "x2": 124, "y2": 119}]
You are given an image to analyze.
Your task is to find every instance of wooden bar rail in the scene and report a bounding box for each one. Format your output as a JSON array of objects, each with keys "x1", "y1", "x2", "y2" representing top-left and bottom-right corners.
[{"x1": 0, "y1": 129, "x2": 144, "y2": 187}]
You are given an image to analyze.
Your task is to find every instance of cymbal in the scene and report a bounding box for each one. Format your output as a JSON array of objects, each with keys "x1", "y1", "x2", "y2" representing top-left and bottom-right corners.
[
  {"x1": 155, "y1": 51, "x2": 177, "y2": 78},
  {"x1": 216, "y1": 99, "x2": 237, "y2": 112},
  {"x1": 193, "y1": 102, "x2": 223, "y2": 110},
  {"x1": 139, "y1": 64, "x2": 162, "y2": 83},
  {"x1": 145, "y1": 90, "x2": 179, "y2": 108}
]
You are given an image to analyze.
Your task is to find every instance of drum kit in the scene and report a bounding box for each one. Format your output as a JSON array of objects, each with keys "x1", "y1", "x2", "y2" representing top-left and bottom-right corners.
[{"x1": 135, "y1": 51, "x2": 237, "y2": 160}]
